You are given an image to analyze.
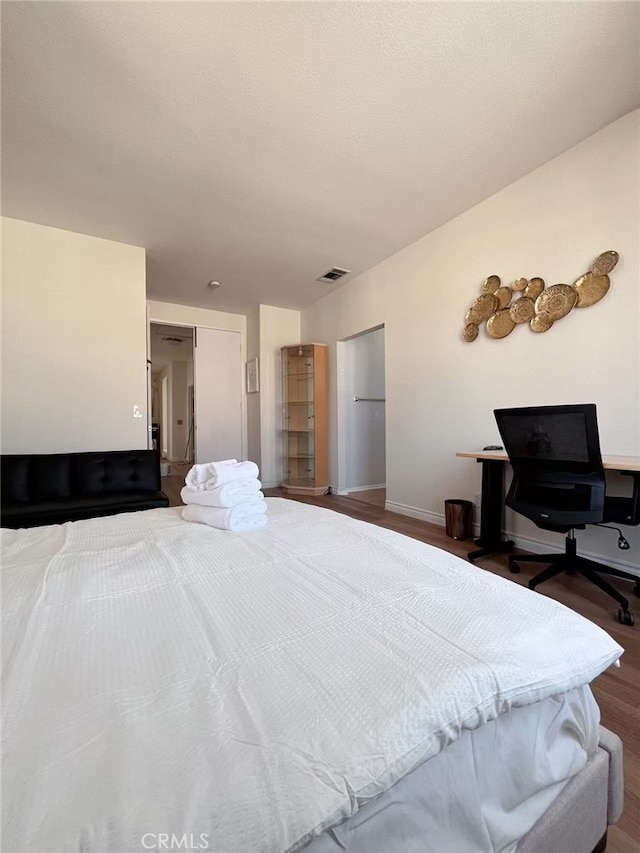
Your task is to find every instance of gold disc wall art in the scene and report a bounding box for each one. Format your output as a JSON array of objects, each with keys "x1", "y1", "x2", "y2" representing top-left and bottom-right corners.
[
  {"x1": 487, "y1": 310, "x2": 516, "y2": 339},
  {"x1": 591, "y1": 251, "x2": 619, "y2": 277},
  {"x1": 510, "y1": 297, "x2": 535, "y2": 324},
  {"x1": 466, "y1": 293, "x2": 499, "y2": 324},
  {"x1": 530, "y1": 315, "x2": 554, "y2": 333},
  {"x1": 482, "y1": 275, "x2": 501, "y2": 294},
  {"x1": 461, "y1": 250, "x2": 619, "y2": 342},
  {"x1": 534, "y1": 284, "x2": 577, "y2": 320},
  {"x1": 573, "y1": 272, "x2": 610, "y2": 307},
  {"x1": 463, "y1": 323, "x2": 479, "y2": 342},
  {"x1": 494, "y1": 286, "x2": 513, "y2": 309},
  {"x1": 524, "y1": 277, "x2": 545, "y2": 300}
]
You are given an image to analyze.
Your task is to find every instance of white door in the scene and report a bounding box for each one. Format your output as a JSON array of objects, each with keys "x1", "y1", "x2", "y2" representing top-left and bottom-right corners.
[
  {"x1": 194, "y1": 327, "x2": 243, "y2": 463},
  {"x1": 161, "y1": 375, "x2": 169, "y2": 457}
]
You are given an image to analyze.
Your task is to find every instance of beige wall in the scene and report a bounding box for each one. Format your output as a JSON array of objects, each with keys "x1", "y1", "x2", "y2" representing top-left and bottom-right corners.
[
  {"x1": 1, "y1": 217, "x2": 147, "y2": 453},
  {"x1": 147, "y1": 300, "x2": 245, "y2": 334},
  {"x1": 301, "y1": 110, "x2": 640, "y2": 571}
]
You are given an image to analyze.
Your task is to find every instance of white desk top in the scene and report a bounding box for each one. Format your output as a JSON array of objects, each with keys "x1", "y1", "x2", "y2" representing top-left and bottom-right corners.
[{"x1": 456, "y1": 450, "x2": 640, "y2": 472}]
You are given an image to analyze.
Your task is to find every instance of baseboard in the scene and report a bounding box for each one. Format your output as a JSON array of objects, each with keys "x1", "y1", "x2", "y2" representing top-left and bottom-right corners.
[
  {"x1": 346, "y1": 483, "x2": 386, "y2": 494},
  {"x1": 384, "y1": 500, "x2": 445, "y2": 528},
  {"x1": 262, "y1": 481, "x2": 282, "y2": 490},
  {"x1": 385, "y1": 501, "x2": 640, "y2": 577}
]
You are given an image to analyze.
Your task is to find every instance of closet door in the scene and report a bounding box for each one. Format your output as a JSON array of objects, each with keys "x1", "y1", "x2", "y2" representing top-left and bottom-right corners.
[{"x1": 194, "y1": 328, "x2": 242, "y2": 463}]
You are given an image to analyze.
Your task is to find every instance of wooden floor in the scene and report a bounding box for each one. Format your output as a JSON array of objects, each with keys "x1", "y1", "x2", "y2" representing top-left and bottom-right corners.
[
  {"x1": 161, "y1": 462, "x2": 191, "y2": 507},
  {"x1": 264, "y1": 488, "x2": 640, "y2": 853},
  {"x1": 346, "y1": 487, "x2": 386, "y2": 508}
]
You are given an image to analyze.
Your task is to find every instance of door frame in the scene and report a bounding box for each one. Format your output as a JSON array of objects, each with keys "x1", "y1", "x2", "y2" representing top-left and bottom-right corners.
[
  {"x1": 146, "y1": 316, "x2": 247, "y2": 462},
  {"x1": 335, "y1": 323, "x2": 386, "y2": 495}
]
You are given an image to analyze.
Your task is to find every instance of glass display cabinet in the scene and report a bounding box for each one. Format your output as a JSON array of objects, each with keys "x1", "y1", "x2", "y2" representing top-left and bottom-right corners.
[{"x1": 281, "y1": 343, "x2": 329, "y2": 495}]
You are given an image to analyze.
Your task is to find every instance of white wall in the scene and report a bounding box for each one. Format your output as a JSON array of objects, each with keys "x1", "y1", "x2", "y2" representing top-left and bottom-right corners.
[
  {"x1": 302, "y1": 110, "x2": 640, "y2": 571},
  {"x1": 1, "y1": 217, "x2": 147, "y2": 453},
  {"x1": 147, "y1": 300, "x2": 245, "y2": 334},
  {"x1": 342, "y1": 326, "x2": 386, "y2": 490},
  {"x1": 259, "y1": 305, "x2": 301, "y2": 487}
]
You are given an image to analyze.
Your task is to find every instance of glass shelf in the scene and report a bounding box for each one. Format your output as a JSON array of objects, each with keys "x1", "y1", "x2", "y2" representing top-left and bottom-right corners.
[
  {"x1": 282, "y1": 343, "x2": 326, "y2": 493},
  {"x1": 285, "y1": 477, "x2": 315, "y2": 487}
]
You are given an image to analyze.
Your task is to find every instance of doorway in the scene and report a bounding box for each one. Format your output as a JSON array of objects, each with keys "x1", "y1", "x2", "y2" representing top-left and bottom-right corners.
[
  {"x1": 150, "y1": 323, "x2": 195, "y2": 466},
  {"x1": 148, "y1": 321, "x2": 244, "y2": 494},
  {"x1": 339, "y1": 325, "x2": 386, "y2": 504}
]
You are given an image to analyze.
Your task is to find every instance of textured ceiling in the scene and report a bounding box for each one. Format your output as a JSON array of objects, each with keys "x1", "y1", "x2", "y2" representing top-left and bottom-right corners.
[{"x1": 2, "y1": 2, "x2": 639, "y2": 314}]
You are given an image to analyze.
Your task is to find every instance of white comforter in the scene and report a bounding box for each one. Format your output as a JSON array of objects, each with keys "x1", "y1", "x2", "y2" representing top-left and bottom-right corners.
[{"x1": 1, "y1": 499, "x2": 622, "y2": 853}]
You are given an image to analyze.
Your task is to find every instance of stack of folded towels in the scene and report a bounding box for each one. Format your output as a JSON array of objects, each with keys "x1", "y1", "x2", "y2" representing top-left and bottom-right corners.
[{"x1": 181, "y1": 459, "x2": 267, "y2": 532}]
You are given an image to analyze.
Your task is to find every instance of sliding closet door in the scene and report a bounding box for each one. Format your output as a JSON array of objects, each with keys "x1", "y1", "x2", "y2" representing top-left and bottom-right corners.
[{"x1": 194, "y1": 327, "x2": 242, "y2": 463}]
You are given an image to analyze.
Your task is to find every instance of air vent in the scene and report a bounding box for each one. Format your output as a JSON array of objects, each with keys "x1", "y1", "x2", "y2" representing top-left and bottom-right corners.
[
  {"x1": 316, "y1": 267, "x2": 351, "y2": 283},
  {"x1": 162, "y1": 336, "x2": 185, "y2": 346}
]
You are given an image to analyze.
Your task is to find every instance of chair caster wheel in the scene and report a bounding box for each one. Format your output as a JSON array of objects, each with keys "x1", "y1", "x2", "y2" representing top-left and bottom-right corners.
[
  {"x1": 509, "y1": 562, "x2": 520, "y2": 574},
  {"x1": 618, "y1": 609, "x2": 635, "y2": 626}
]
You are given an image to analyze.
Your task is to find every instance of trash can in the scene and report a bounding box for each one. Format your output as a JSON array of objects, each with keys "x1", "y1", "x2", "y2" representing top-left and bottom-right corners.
[{"x1": 444, "y1": 499, "x2": 473, "y2": 540}]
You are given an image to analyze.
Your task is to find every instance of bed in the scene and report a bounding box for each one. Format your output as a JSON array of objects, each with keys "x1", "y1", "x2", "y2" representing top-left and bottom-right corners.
[{"x1": 1, "y1": 498, "x2": 624, "y2": 852}]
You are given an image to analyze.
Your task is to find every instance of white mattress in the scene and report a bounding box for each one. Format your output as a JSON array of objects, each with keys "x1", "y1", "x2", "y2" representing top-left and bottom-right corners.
[
  {"x1": 1, "y1": 499, "x2": 622, "y2": 852},
  {"x1": 306, "y1": 684, "x2": 600, "y2": 853}
]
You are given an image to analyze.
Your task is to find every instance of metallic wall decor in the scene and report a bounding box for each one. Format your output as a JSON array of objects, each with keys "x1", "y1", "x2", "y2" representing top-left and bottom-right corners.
[
  {"x1": 466, "y1": 293, "x2": 498, "y2": 323},
  {"x1": 534, "y1": 284, "x2": 577, "y2": 320},
  {"x1": 462, "y1": 251, "x2": 619, "y2": 342},
  {"x1": 495, "y1": 286, "x2": 513, "y2": 309},
  {"x1": 510, "y1": 296, "x2": 535, "y2": 324},
  {"x1": 530, "y1": 315, "x2": 554, "y2": 333},
  {"x1": 487, "y1": 309, "x2": 516, "y2": 338},
  {"x1": 524, "y1": 277, "x2": 545, "y2": 300},
  {"x1": 463, "y1": 323, "x2": 479, "y2": 342},
  {"x1": 573, "y1": 272, "x2": 610, "y2": 307}
]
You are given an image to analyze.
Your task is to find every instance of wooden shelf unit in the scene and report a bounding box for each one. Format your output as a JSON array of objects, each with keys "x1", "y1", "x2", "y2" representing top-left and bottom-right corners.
[{"x1": 281, "y1": 343, "x2": 329, "y2": 496}]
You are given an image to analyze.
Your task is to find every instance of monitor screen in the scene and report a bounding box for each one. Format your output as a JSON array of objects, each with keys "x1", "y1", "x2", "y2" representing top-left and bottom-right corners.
[{"x1": 499, "y1": 412, "x2": 590, "y2": 463}]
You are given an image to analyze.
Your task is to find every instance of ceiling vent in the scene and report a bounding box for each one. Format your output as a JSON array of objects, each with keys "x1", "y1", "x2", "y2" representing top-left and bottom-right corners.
[{"x1": 316, "y1": 267, "x2": 351, "y2": 283}]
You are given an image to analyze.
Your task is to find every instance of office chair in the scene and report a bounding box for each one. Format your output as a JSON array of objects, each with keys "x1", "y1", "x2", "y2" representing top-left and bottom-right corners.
[{"x1": 494, "y1": 404, "x2": 640, "y2": 626}]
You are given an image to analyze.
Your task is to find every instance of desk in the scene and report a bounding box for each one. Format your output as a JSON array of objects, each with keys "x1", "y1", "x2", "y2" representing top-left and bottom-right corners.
[{"x1": 456, "y1": 450, "x2": 640, "y2": 563}]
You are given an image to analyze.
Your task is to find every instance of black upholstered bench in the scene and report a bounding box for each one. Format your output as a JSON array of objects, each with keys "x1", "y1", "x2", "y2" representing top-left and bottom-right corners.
[{"x1": 1, "y1": 449, "x2": 169, "y2": 529}]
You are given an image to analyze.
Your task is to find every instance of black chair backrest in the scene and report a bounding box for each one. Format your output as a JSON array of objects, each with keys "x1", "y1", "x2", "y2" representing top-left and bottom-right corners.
[{"x1": 494, "y1": 404, "x2": 606, "y2": 530}]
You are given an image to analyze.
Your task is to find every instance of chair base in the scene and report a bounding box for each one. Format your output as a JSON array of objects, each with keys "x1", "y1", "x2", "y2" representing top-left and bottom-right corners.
[{"x1": 509, "y1": 537, "x2": 639, "y2": 626}]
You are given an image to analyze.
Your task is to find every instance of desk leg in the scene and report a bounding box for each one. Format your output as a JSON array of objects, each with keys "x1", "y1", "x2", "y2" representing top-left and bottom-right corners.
[{"x1": 468, "y1": 459, "x2": 514, "y2": 563}]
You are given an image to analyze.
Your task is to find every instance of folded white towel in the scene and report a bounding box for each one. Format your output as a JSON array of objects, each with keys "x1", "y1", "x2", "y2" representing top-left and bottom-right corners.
[
  {"x1": 182, "y1": 501, "x2": 268, "y2": 532},
  {"x1": 181, "y1": 482, "x2": 263, "y2": 508},
  {"x1": 185, "y1": 460, "x2": 260, "y2": 491}
]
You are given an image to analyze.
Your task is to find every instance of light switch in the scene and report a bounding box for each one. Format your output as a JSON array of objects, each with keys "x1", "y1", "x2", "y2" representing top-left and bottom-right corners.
[{"x1": 132, "y1": 405, "x2": 143, "y2": 419}]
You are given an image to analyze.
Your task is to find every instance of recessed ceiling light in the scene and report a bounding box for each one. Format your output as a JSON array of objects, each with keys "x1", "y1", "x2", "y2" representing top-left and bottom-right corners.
[{"x1": 207, "y1": 280, "x2": 222, "y2": 290}]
